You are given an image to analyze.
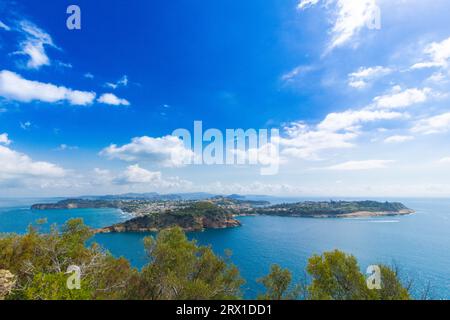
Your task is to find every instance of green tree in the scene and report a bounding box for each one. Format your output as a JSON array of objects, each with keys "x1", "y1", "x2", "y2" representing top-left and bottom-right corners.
[
  {"x1": 127, "y1": 227, "x2": 243, "y2": 300},
  {"x1": 307, "y1": 250, "x2": 372, "y2": 300},
  {"x1": 257, "y1": 264, "x2": 301, "y2": 300},
  {"x1": 306, "y1": 250, "x2": 411, "y2": 300},
  {"x1": 18, "y1": 272, "x2": 92, "y2": 300},
  {"x1": 0, "y1": 220, "x2": 414, "y2": 301},
  {"x1": 0, "y1": 219, "x2": 136, "y2": 300},
  {"x1": 372, "y1": 265, "x2": 410, "y2": 300}
]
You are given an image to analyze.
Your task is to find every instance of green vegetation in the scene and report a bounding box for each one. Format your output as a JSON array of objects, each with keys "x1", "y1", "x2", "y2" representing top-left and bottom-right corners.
[
  {"x1": 125, "y1": 227, "x2": 243, "y2": 299},
  {"x1": 98, "y1": 202, "x2": 240, "y2": 233},
  {"x1": 31, "y1": 198, "x2": 413, "y2": 232},
  {"x1": 257, "y1": 265, "x2": 302, "y2": 300},
  {"x1": 0, "y1": 219, "x2": 413, "y2": 300},
  {"x1": 307, "y1": 250, "x2": 410, "y2": 300},
  {"x1": 0, "y1": 219, "x2": 136, "y2": 300},
  {"x1": 258, "y1": 200, "x2": 412, "y2": 217}
]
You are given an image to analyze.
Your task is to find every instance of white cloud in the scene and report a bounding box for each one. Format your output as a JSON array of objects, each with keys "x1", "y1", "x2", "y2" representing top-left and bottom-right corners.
[
  {"x1": 84, "y1": 73, "x2": 94, "y2": 79},
  {"x1": 348, "y1": 66, "x2": 392, "y2": 89},
  {"x1": 318, "y1": 109, "x2": 404, "y2": 132},
  {"x1": 281, "y1": 65, "x2": 314, "y2": 83},
  {"x1": 0, "y1": 133, "x2": 11, "y2": 145},
  {"x1": 412, "y1": 112, "x2": 450, "y2": 135},
  {"x1": 66, "y1": 90, "x2": 96, "y2": 105},
  {"x1": 203, "y1": 181, "x2": 308, "y2": 196},
  {"x1": 0, "y1": 144, "x2": 66, "y2": 182},
  {"x1": 57, "y1": 144, "x2": 78, "y2": 151},
  {"x1": 324, "y1": 159, "x2": 394, "y2": 171},
  {"x1": 298, "y1": 0, "x2": 381, "y2": 51},
  {"x1": 0, "y1": 20, "x2": 10, "y2": 31},
  {"x1": 437, "y1": 157, "x2": 450, "y2": 164},
  {"x1": 0, "y1": 70, "x2": 96, "y2": 106},
  {"x1": 297, "y1": 0, "x2": 320, "y2": 9},
  {"x1": 100, "y1": 135, "x2": 194, "y2": 167},
  {"x1": 97, "y1": 93, "x2": 130, "y2": 106},
  {"x1": 115, "y1": 164, "x2": 162, "y2": 185},
  {"x1": 280, "y1": 122, "x2": 357, "y2": 160},
  {"x1": 279, "y1": 107, "x2": 404, "y2": 160},
  {"x1": 16, "y1": 20, "x2": 56, "y2": 69},
  {"x1": 411, "y1": 36, "x2": 450, "y2": 70},
  {"x1": 90, "y1": 168, "x2": 114, "y2": 186},
  {"x1": 20, "y1": 121, "x2": 31, "y2": 130},
  {"x1": 105, "y1": 75, "x2": 128, "y2": 89},
  {"x1": 384, "y1": 135, "x2": 414, "y2": 143},
  {"x1": 91, "y1": 165, "x2": 192, "y2": 190},
  {"x1": 373, "y1": 87, "x2": 432, "y2": 109},
  {"x1": 426, "y1": 72, "x2": 448, "y2": 84},
  {"x1": 56, "y1": 61, "x2": 72, "y2": 69}
]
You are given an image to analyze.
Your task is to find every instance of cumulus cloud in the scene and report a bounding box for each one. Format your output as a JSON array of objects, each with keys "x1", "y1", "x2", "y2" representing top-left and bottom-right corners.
[
  {"x1": 323, "y1": 159, "x2": 394, "y2": 171},
  {"x1": 0, "y1": 144, "x2": 66, "y2": 183},
  {"x1": 114, "y1": 164, "x2": 162, "y2": 185},
  {"x1": 0, "y1": 70, "x2": 96, "y2": 106},
  {"x1": 0, "y1": 133, "x2": 11, "y2": 145},
  {"x1": 100, "y1": 135, "x2": 194, "y2": 167},
  {"x1": 412, "y1": 112, "x2": 450, "y2": 135},
  {"x1": 373, "y1": 87, "x2": 432, "y2": 109},
  {"x1": 348, "y1": 66, "x2": 392, "y2": 89},
  {"x1": 97, "y1": 93, "x2": 130, "y2": 106},
  {"x1": 280, "y1": 122, "x2": 357, "y2": 160},
  {"x1": 318, "y1": 109, "x2": 404, "y2": 132},
  {"x1": 91, "y1": 165, "x2": 192, "y2": 190},
  {"x1": 15, "y1": 20, "x2": 56, "y2": 69},
  {"x1": 279, "y1": 106, "x2": 405, "y2": 161},
  {"x1": 298, "y1": 0, "x2": 381, "y2": 51},
  {"x1": 411, "y1": 36, "x2": 450, "y2": 70}
]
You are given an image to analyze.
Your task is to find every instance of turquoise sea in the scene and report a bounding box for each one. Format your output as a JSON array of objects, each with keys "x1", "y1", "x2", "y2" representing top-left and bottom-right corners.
[{"x1": 0, "y1": 197, "x2": 449, "y2": 299}]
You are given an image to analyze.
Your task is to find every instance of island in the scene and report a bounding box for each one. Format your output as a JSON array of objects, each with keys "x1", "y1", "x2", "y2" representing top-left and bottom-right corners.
[
  {"x1": 31, "y1": 195, "x2": 414, "y2": 232},
  {"x1": 96, "y1": 202, "x2": 241, "y2": 233},
  {"x1": 253, "y1": 200, "x2": 414, "y2": 218}
]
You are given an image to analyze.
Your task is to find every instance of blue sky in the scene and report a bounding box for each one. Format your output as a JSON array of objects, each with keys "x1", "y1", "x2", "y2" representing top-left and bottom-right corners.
[{"x1": 1, "y1": 0, "x2": 450, "y2": 197}]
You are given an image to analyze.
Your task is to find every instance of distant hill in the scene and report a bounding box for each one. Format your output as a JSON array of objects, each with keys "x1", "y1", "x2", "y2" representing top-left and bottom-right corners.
[
  {"x1": 77, "y1": 192, "x2": 217, "y2": 201},
  {"x1": 256, "y1": 200, "x2": 414, "y2": 218}
]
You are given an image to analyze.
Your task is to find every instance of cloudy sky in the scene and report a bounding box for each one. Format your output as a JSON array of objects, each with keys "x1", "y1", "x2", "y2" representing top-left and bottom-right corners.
[{"x1": 1, "y1": 0, "x2": 450, "y2": 197}]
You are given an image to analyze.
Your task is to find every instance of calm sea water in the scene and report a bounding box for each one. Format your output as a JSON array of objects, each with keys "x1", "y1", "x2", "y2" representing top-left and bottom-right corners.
[{"x1": 0, "y1": 197, "x2": 449, "y2": 299}]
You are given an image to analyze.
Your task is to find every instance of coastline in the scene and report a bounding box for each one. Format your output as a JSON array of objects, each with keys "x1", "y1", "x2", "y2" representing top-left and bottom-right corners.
[
  {"x1": 29, "y1": 198, "x2": 415, "y2": 232},
  {"x1": 237, "y1": 209, "x2": 415, "y2": 219},
  {"x1": 304, "y1": 209, "x2": 415, "y2": 219},
  {"x1": 335, "y1": 209, "x2": 415, "y2": 218}
]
